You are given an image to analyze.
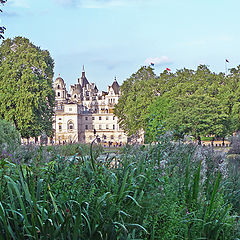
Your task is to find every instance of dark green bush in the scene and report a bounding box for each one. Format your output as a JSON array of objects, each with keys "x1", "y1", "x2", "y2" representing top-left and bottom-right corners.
[{"x1": 0, "y1": 119, "x2": 20, "y2": 154}]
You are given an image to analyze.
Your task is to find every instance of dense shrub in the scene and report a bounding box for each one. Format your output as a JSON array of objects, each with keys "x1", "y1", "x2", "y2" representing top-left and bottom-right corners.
[
  {"x1": 229, "y1": 134, "x2": 240, "y2": 154},
  {"x1": 0, "y1": 119, "x2": 20, "y2": 154},
  {"x1": 0, "y1": 136, "x2": 239, "y2": 239}
]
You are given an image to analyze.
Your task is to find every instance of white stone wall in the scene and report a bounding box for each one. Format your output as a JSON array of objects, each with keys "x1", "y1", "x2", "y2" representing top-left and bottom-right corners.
[{"x1": 54, "y1": 103, "x2": 79, "y2": 144}]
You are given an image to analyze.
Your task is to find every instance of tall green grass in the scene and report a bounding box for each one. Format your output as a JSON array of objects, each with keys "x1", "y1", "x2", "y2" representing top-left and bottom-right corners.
[{"x1": 0, "y1": 139, "x2": 239, "y2": 239}]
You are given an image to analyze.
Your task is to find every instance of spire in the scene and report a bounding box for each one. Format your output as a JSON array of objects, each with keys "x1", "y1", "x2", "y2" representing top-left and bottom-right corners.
[
  {"x1": 82, "y1": 65, "x2": 86, "y2": 78},
  {"x1": 112, "y1": 76, "x2": 120, "y2": 94}
]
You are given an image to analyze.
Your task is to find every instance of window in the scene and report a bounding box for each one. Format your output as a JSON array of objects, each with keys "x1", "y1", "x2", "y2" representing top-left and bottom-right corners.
[
  {"x1": 99, "y1": 116, "x2": 102, "y2": 120},
  {"x1": 118, "y1": 135, "x2": 122, "y2": 140},
  {"x1": 57, "y1": 92, "x2": 60, "y2": 97},
  {"x1": 57, "y1": 85, "x2": 60, "y2": 89},
  {"x1": 85, "y1": 117, "x2": 88, "y2": 121},
  {"x1": 111, "y1": 135, "x2": 114, "y2": 140},
  {"x1": 59, "y1": 125, "x2": 62, "y2": 131},
  {"x1": 92, "y1": 117, "x2": 95, "y2": 120},
  {"x1": 69, "y1": 108, "x2": 72, "y2": 111},
  {"x1": 99, "y1": 125, "x2": 102, "y2": 130},
  {"x1": 113, "y1": 124, "x2": 115, "y2": 130},
  {"x1": 106, "y1": 124, "x2": 109, "y2": 129},
  {"x1": 89, "y1": 136, "x2": 92, "y2": 140},
  {"x1": 68, "y1": 121, "x2": 74, "y2": 130},
  {"x1": 59, "y1": 118, "x2": 62, "y2": 120},
  {"x1": 113, "y1": 116, "x2": 115, "y2": 120},
  {"x1": 106, "y1": 116, "x2": 109, "y2": 120},
  {"x1": 74, "y1": 95, "x2": 77, "y2": 98},
  {"x1": 85, "y1": 125, "x2": 88, "y2": 130}
]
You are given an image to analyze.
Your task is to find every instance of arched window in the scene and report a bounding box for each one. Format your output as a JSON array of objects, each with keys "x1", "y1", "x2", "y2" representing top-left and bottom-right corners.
[
  {"x1": 68, "y1": 120, "x2": 74, "y2": 131},
  {"x1": 57, "y1": 85, "x2": 60, "y2": 89}
]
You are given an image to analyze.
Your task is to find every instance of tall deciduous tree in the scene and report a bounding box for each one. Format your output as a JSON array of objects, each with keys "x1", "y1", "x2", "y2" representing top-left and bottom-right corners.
[
  {"x1": 114, "y1": 66, "x2": 157, "y2": 136},
  {"x1": 122, "y1": 64, "x2": 240, "y2": 143},
  {"x1": 0, "y1": 37, "x2": 55, "y2": 138},
  {"x1": 166, "y1": 94, "x2": 229, "y2": 144},
  {"x1": 144, "y1": 96, "x2": 171, "y2": 143}
]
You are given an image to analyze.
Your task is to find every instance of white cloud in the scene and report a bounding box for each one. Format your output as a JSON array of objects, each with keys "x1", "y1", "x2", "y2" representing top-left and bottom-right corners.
[
  {"x1": 144, "y1": 56, "x2": 172, "y2": 66},
  {"x1": 8, "y1": 0, "x2": 30, "y2": 8},
  {"x1": 53, "y1": 0, "x2": 77, "y2": 6},
  {"x1": 82, "y1": 0, "x2": 125, "y2": 9},
  {"x1": 53, "y1": 0, "x2": 146, "y2": 8}
]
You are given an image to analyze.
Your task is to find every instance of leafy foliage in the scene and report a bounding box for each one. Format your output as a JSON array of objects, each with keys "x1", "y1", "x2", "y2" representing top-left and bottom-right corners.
[
  {"x1": 0, "y1": 37, "x2": 55, "y2": 138},
  {"x1": 116, "y1": 64, "x2": 240, "y2": 142},
  {"x1": 0, "y1": 119, "x2": 20, "y2": 154},
  {"x1": 114, "y1": 66, "x2": 157, "y2": 136}
]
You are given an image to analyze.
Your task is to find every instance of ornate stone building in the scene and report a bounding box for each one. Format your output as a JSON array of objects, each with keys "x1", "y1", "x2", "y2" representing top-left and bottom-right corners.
[{"x1": 53, "y1": 66, "x2": 128, "y2": 145}]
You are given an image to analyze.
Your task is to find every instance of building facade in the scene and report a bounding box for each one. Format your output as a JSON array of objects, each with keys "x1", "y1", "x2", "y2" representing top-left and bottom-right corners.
[{"x1": 53, "y1": 67, "x2": 128, "y2": 145}]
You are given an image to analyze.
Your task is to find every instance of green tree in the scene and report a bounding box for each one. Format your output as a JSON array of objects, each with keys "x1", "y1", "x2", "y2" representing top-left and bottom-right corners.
[
  {"x1": 0, "y1": 37, "x2": 55, "y2": 138},
  {"x1": 225, "y1": 65, "x2": 240, "y2": 132},
  {"x1": 167, "y1": 94, "x2": 229, "y2": 144},
  {"x1": 145, "y1": 96, "x2": 171, "y2": 143},
  {"x1": 114, "y1": 66, "x2": 157, "y2": 136}
]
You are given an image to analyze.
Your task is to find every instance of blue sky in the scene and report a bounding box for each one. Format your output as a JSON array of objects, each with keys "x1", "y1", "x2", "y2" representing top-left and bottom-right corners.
[{"x1": 1, "y1": 0, "x2": 240, "y2": 90}]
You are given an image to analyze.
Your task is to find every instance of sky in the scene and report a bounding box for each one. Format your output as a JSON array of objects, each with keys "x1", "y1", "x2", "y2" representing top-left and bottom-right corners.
[{"x1": 0, "y1": 0, "x2": 240, "y2": 90}]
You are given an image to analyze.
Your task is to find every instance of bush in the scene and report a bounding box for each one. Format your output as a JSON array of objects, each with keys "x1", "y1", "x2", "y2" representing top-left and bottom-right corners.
[
  {"x1": 229, "y1": 134, "x2": 240, "y2": 154},
  {"x1": 0, "y1": 119, "x2": 20, "y2": 154}
]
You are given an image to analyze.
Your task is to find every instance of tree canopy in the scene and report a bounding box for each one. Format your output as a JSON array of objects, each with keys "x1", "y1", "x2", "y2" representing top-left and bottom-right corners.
[
  {"x1": 0, "y1": 36, "x2": 55, "y2": 138},
  {"x1": 114, "y1": 66, "x2": 158, "y2": 136},
  {"x1": 115, "y1": 64, "x2": 240, "y2": 143}
]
